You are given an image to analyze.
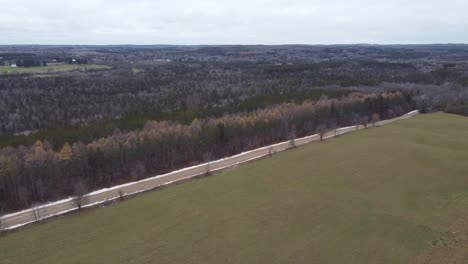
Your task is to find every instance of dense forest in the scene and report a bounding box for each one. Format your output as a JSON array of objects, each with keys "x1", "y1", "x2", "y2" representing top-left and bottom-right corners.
[
  {"x1": 0, "y1": 60, "x2": 421, "y2": 134},
  {"x1": 0, "y1": 92, "x2": 414, "y2": 211},
  {"x1": 1, "y1": 45, "x2": 468, "y2": 136},
  {"x1": 0, "y1": 44, "x2": 467, "y2": 212}
]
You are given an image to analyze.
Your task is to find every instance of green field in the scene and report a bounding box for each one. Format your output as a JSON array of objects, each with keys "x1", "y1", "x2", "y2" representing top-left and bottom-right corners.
[
  {"x1": 0, "y1": 64, "x2": 110, "y2": 75},
  {"x1": 1, "y1": 113, "x2": 468, "y2": 264},
  {"x1": 132, "y1": 67, "x2": 144, "y2": 74}
]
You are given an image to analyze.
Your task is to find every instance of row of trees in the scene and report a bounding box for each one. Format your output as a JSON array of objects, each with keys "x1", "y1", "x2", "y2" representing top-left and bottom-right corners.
[{"x1": 0, "y1": 92, "x2": 414, "y2": 211}]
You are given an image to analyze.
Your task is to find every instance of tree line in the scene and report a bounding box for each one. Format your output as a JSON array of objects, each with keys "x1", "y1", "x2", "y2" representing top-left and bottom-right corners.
[{"x1": 0, "y1": 92, "x2": 414, "y2": 211}]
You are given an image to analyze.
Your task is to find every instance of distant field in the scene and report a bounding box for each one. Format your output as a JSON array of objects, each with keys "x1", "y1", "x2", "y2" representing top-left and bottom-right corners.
[
  {"x1": 132, "y1": 67, "x2": 144, "y2": 74},
  {"x1": 0, "y1": 64, "x2": 110, "y2": 75},
  {"x1": 1, "y1": 113, "x2": 468, "y2": 264}
]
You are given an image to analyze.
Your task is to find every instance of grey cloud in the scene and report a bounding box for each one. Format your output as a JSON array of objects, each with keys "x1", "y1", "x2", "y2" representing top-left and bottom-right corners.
[{"x1": 0, "y1": 0, "x2": 467, "y2": 44}]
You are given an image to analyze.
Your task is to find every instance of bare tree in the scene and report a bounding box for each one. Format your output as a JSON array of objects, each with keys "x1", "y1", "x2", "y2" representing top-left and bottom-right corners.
[
  {"x1": 118, "y1": 190, "x2": 125, "y2": 201},
  {"x1": 352, "y1": 114, "x2": 360, "y2": 131},
  {"x1": 130, "y1": 161, "x2": 146, "y2": 180},
  {"x1": 32, "y1": 205, "x2": 40, "y2": 221},
  {"x1": 203, "y1": 152, "x2": 212, "y2": 175},
  {"x1": 73, "y1": 179, "x2": 88, "y2": 210},
  {"x1": 317, "y1": 124, "x2": 327, "y2": 141},
  {"x1": 288, "y1": 126, "x2": 297, "y2": 148},
  {"x1": 32, "y1": 203, "x2": 47, "y2": 221},
  {"x1": 328, "y1": 120, "x2": 337, "y2": 137},
  {"x1": 371, "y1": 113, "x2": 380, "y2": 127},
  {"x1": 36, "y1": 179, "x2": 46, "y2": 202},
  {"x1": 18, "y1": 186, "x2": 30, "y2": 208},
  {"x1": 361, "y1": 116, "x2": 369, "y2": 129},
  {"x1": 268, "y1": 146, "x2": 276, "y2": 157}
]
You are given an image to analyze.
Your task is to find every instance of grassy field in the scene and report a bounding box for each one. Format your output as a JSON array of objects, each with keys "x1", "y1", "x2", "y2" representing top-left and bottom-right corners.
[
  {"x1": 132, "y1": 67, "x2": 144, "y2": 74},
  {"x1": 1, "y1": 113, "x2": 468, "y2": 264},
  {"x1": 0, "y1": 64, "x2": 110, "y2": 75}
]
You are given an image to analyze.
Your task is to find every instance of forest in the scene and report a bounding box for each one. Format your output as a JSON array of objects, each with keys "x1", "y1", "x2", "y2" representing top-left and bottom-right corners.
[
  {"x1": 0, "y1": 44, "x2": 467, "y2": 212},
  {"x1": 0, "y1": 92, "x2": 414, "y2": 211}
]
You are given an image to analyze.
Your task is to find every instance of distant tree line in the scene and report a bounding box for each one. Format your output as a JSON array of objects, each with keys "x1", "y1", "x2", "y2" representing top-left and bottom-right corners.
[
  {"x1": 15, "y1": 59, "x2": 47, "y2": 67},
  {"x1": 0, "y1": 92, "x2": 414, "y2": 211}
]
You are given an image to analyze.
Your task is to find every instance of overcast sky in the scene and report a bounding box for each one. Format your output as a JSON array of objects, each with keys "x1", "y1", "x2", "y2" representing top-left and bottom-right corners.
[{"x1": 0, "y1": 0, "x2": 467, "y2": 45}]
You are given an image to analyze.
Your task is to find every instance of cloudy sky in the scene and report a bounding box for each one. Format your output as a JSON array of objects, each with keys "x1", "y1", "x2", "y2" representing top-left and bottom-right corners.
[{"x1": 1, "y1": 0, "x2": 467, "y2": 44}]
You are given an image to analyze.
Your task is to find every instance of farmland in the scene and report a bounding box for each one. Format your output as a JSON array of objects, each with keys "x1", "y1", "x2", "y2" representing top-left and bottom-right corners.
[
  {"x1": 1, "y1": 113, "x2": 468, "y2": 263},
  {"x1": 0, "y1": 64, "x2": 110, "y2": 75}
]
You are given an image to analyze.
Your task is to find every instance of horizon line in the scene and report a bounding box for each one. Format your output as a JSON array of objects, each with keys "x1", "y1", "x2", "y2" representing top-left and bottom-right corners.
[{"x1": 1, "y1": 43, "x2": 468, "y2": 47}]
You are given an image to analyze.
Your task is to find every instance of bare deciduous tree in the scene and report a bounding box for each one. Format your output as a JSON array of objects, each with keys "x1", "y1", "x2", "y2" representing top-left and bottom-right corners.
[
  {"x1": 73, "y1": 179, "x2": 88, "y2": 210},
  {"x1": 118, "y1": 190, "x2": 125, "y2": 201},
  {"x1": 317, "y1": 124, "x2": 327, "y2": 141},
  {"x1": 268, "y1": 146, "x2": 276, "y2": 157},
  {"x1": 203, "y1": 152, "x2": 212, "y2": 175},
  {"x1": 328, "y1": 120, "x2": 337, "y2": 137},
  {"x1": 352, "y1": 114, "x2": 360, "y2": 131},
  {"x1": 288, "y1": 127, "x2": 297, "y2": 148},
  {"x1": 32, "y1": 203, "x2": 47, "y2": 221},
  {"x1": 361, "y1": 116, "x2": 369, "y2": 129},
  {"x1": 371, "y1": 113, "x2": 380, "y2": 127},
  {"x1": 130, "y1": 161, "x2": 146, "y2": 180},
  {"x1": 36, "y1": 179, "x2": 46, "y2": 202},
  {"x1": 18, "y1": 186, "x2": 30, "y2": 208}
]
